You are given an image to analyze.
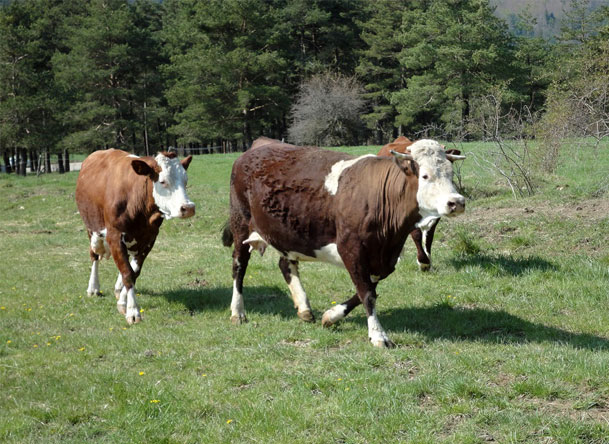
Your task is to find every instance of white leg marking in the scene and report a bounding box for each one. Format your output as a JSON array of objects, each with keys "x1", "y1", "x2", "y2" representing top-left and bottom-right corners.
[
  {"x1": 87, "y1": 260, "x2": 100, "y2": 296},
  {"x1": 321, "y1": 304, "x2": 348, "y2": 327},
  {"x1": 230, "y1": 279, "x2": 246, "y2": 324},
  {"x1": 125, "y1": 287, "x2": 141, "y2": 324},
  {"x1": 324, "y1": 155, "x2": 375, "y2": 195},
  {"x1": 287, "y1": 263, "x2": 313, "y2": 319},
  {"x1": 117, "y1": 286, "x2": 127, "y2": 314},
  {"x1": 114, "y1": 259, "x2": 139, "y2": 298},
  {"x1": 368, "y1": 309, "x2": 392, "y2": 348},
  {"x1": 421, "y1": 229, "x2": 430, "y2": 259},
  {"x1": 114, "y1": 272, "x2": 124, "y2": 298}
]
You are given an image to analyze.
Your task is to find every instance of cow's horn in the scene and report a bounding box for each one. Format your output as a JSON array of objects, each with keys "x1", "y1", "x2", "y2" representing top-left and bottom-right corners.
[
  {"x1": 390, "y1": 150, "x2": 414, "y2": 161},
  {"x1": 446, "y1": 153, "x2": 466, "y2": 161}
]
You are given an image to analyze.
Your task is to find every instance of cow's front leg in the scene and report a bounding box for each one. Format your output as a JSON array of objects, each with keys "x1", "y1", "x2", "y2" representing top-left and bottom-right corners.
[
  {"x1": 353, "y1": 273, "x2": 394, "y2": 348},
  {"x1": 412, "y1": 218, "x2": 440, "y2": 272},
  {"x1": 108, "y1": 230, "x2": 141, "y2": 324},
  {"x1": 364, "y1": 290, "x2": 394, "y2": 348},
  {"x1": 114, "y1": 257, "x2": 140, "y2": 299},
  {"x1": 321, "y1": 293, "x2": 360, "y2": 327},
  {"x1": 279, "y1": 257, "x2": 314, "y2": 322}
]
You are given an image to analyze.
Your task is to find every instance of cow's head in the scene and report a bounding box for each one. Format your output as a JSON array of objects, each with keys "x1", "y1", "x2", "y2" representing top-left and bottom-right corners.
[
  {"x1": 131, "y1": 152, "x2": 195, "y2": 219},
  {"x1": 391, "y1": 139, "x2": 465, "y2": 219}
]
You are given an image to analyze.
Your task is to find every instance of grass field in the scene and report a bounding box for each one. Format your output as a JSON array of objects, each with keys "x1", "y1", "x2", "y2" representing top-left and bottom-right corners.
[{"x1": 1, "y1": 141, "x2": 609, "y2": 443}]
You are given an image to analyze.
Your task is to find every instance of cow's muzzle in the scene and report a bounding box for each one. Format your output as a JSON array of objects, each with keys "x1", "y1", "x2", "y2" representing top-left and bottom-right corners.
[
  {"x1": 180, "y1": 203, "x2": 196, "y2": 218},
  {"x1": 446, "y1": 196, "x2": 465, "y2": 216}
]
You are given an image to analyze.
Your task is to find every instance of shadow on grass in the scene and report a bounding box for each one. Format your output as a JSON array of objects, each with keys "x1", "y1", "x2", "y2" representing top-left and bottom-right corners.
[
  {"x1": 450, "y1": 253, "x2": 557, "y2": 276},
  {"x1": 144, "y1": 285, "x2": 299, "y2": 320},
  {"x1": 372, "y1": 304, "x2": 609, "y2": 351}
]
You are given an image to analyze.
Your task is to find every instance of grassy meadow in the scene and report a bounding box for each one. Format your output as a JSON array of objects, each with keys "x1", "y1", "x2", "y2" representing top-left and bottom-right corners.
[{"x1": 1, "y1": 141, "x2": 609, "y2": 443}]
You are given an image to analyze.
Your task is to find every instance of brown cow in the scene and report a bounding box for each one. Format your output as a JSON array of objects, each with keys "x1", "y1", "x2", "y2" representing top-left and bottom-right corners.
[
  {"x1": 376, "y1": 135, "x2": 414, "y2": 157},
  {"x1": 75, "y1": 149, "x2": 195, "y2": 324},
  {"x1": 378, "y1": 136, "x2": 463, "y2": 272},
  {"x1": 250, "y1": 136, "x2": 294, "y2": 150},
  {"x1": 223, "y1": 139, "x2": 465, "y2": 347}
]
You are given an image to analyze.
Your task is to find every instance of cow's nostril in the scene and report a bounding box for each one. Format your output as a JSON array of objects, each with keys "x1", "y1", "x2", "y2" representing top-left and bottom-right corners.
[{"x1": 181, "y1": 204, "x2": 195, "y2": 217}]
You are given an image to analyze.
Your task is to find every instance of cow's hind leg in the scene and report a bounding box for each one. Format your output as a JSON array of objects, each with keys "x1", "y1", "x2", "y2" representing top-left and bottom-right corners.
[
  {"x1": 87, "y1": 250, "x2": 101, "y2": 296},
  {"x1": 230, "y1": 235, "x2": 251, "y2": 325},
  {"x1": 279, "y1": 257, "x2": 314, "y2": 322}
]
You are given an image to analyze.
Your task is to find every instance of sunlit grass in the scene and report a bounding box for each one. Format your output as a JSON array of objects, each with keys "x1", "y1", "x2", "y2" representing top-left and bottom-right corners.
[{"x1": 1, "y1": 142, "x2": 609, "y2": 443}]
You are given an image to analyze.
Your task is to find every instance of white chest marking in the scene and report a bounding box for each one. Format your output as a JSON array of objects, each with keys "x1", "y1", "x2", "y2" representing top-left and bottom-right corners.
[{"x1": 324, "y1": 155, "x2": 375, "y2": 195}]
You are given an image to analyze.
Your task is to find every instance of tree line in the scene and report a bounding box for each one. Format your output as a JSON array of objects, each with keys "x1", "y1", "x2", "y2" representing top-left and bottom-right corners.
[{"x1": 0, "y1": 0, "x2": 607, "y2": 174}]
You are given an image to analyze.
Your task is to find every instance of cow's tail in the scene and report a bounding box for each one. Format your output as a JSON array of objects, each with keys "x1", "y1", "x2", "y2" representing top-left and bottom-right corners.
[{"x1": 221, "y1": 220, "x2": 233, "y2": 247}]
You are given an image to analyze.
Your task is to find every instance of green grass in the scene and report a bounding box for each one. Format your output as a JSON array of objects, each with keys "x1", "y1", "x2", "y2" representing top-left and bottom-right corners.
[{"x1": 1, "y1": 141, "x2": 609, "y2": 443}]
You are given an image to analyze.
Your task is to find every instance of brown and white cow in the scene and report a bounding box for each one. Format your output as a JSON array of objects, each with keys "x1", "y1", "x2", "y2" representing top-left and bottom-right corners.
[
  {"x1": 378, "y1": 136, "x2": 464, "y2": 272},
  {"x1": 222, "y1": 139, "x2": 465, "y2": 347},
  {"x1": 75, "y1": 149, "x2": 195, "y2": 324}
]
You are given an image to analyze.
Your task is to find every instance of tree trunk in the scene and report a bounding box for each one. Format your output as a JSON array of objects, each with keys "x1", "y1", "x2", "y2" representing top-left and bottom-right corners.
[
  {"x1": 18, "y1": 148, "x2": 27, "y2": 176},
  {"x1": 64, "y1": 149, "x2": 70, "y2": 173},
  {"x1": 45, "y1": 150, "x2": 51, "y2": 173},
  {"x1": 57, "y1": 151, "x2": 65, "y2": 174},
  {"x1": 3, "y1": 151, "x2": 12, "y2": 174}
]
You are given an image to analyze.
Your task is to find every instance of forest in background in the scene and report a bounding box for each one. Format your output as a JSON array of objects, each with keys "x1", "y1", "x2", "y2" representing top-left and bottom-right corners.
[{"x1": 0, "y1": 0, "x2": 608, "y2": 175}]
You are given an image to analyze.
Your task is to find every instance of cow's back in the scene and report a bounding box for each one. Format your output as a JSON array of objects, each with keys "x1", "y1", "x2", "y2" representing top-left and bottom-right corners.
[{"x1": 231, "y1": 143, "x2": 352, "y2": 254}]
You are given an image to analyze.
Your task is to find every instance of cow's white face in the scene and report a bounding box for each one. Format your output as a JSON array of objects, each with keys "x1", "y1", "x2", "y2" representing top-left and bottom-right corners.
[
  {"x1": 152, "y1": 153, "x2": 195, "y2": 219},
  {"x1": 410, "y1": 140, "x2": 465, "y2": 220}
]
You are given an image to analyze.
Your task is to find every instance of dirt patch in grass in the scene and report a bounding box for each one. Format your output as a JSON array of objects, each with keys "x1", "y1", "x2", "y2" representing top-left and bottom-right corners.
[{"x1": 463, "y1": 198, "x2": 609, "y2": 227}]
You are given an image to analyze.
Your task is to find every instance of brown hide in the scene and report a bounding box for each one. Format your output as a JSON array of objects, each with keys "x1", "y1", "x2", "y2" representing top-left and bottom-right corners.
[
  {"x1": 229, "y1": 142, "x2": 420, "y2": 280},
  {"x1": 250, "y1": 136, "x2": 294, "y2": 150},
  {"x1": 75, "y1": 149, "x2": 164, "y2": 289},
  {"x1": 377, "y1": 136, "x2": 414, "y2": 157}
]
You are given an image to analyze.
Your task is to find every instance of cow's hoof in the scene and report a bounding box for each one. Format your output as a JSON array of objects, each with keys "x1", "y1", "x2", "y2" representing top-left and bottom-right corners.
[
  {"x1": 321, "y1": 312, "x2": 335, "y2": 328},
  {"x1": 231, "y1": 314, "x2": 247, "y2": 325},
  {"x1": 297, "y1": 310, "x2": 315, "y2": 322},
  {"x1": 117, "y1": 303, "x2": 127, "y2": 315},
  {"x1": 87, "y1": 290, "x2": 102, "y2": 297},
  {"x1": 126, "y1": 313, "x2": 142, "y2": 325},
  {"x1": 370, "y1": 338, "x2": 396, "y2": 349},
  {"x1": 419, "y1": 264, "x2": 431, "y2": 272}
]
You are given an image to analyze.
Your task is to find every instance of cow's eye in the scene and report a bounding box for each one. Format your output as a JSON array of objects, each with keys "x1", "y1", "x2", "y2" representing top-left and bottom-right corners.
[
  {"x1": 159, "y1": 180, "x2": 167, "y2": 186},
  {"x1": 422, "y1": 174, "x2": 429, "y2": 180}
]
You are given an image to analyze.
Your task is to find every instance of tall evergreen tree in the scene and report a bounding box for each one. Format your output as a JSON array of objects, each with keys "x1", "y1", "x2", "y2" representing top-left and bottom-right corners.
[
  {"x1": 356, "y1": 0, "x2": 411, "y2": 143},
  {"x1": 162, "y1": 0, "x2": 288, "y2": 147},
  {"x1": 53, "y1": 0, "x2": 142, "y2": 152},
  {"x1": 392, "y1": 0, "x2": 515, "y2": 135}
]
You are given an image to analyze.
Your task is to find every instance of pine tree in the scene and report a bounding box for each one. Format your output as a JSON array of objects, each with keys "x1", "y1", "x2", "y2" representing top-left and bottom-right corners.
[
  {"x1": 356, "y1": 0, "x2": 411, "y2": 143},
  {"x1": 393, "y1": 0, "x2": 515, "y2": 135},
  {"x1": 53, "y1": 0, "x2": 140, "y2": 152}
]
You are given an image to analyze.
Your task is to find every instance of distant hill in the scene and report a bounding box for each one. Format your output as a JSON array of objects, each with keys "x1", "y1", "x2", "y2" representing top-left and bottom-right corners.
[{"x1": 491, "y1": 0, "x2": 606, "y2": 38}]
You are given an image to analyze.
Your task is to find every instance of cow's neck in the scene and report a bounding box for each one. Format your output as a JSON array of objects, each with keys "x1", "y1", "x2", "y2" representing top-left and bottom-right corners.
[{"x1": 375, "y1": 165, "x2": 419, "y2": 243}]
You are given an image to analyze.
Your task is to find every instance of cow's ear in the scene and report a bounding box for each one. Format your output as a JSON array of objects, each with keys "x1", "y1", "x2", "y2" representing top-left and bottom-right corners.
[
  {"x1": 132, "y1": 159, "x2": 160, "y2": 181},
  {"x1": 391, "y1": 150, "x2": 417, "y2": 176},
  {"x1": 181, "y1": 155, "x2": 193, "y2": 170},
  {"x1": 392, "y1": 156, "x2": 418, "y2": 177}
]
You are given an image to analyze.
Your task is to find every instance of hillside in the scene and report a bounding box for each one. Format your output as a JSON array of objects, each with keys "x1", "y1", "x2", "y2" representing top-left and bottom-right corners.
[{"x1": 492, "y1": 0, "x2": 606, "y2": 38}]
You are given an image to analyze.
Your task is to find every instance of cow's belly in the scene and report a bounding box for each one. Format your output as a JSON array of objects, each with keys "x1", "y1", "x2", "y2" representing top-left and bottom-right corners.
[{"x1": 286, "y1": 243, "x2": 345, "y2": 268}]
